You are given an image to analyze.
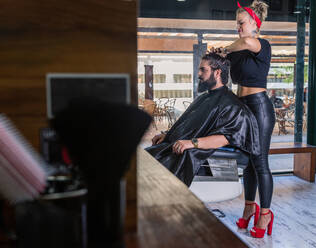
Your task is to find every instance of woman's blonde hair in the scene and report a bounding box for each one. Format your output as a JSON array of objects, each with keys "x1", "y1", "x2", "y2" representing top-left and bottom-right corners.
[{"x1": 237, "y1": 0, "x2": 269, "y2": 22}]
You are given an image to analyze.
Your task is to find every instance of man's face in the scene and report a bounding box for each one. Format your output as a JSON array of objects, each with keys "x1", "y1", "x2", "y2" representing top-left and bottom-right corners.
[{"x1": 198, "y1": 60, "x2": 217, "y2": 91}]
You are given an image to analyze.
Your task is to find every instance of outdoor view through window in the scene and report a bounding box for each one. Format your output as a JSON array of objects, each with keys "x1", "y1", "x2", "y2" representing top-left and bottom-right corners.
[{"x1": 137, "y1": 0, "x2": 310, "y2": 173}]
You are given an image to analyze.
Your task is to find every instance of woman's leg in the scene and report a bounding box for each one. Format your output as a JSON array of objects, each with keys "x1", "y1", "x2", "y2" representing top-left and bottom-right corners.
[
  {"x1": 241, "y1": 160, "x2": 258, "y2": 219},
  {"x1": 247, "y1": 95, "x2": 275, "y2": 228}
]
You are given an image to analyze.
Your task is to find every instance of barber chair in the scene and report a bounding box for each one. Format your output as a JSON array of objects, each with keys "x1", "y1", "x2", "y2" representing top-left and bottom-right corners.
[{"x1": 189, "y1": 147, "x2": 249, "y2": 203}]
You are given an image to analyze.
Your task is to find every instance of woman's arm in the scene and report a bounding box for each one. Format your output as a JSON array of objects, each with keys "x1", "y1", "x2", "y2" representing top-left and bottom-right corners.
[{"x1": 225, "y1": 37, "x2": 261, "y2": 54}]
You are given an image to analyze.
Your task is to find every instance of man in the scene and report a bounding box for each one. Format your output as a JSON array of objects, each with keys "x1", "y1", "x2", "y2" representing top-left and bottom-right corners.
[{"x1": 145, "y1": 52, "x2": 260, "y2": 186}]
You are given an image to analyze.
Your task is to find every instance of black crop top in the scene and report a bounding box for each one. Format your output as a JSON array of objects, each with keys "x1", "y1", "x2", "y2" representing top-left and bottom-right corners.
[{"x1": 227, "y1": 38, "x2": 271, "y2": 88}]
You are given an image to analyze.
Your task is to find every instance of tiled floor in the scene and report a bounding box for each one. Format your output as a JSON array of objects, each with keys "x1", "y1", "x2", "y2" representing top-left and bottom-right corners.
[{"x1": 203, "y1": 176, "x2": 316, "y2": 248}]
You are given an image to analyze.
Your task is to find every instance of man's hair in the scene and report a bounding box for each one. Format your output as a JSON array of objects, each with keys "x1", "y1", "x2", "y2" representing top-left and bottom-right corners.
[{"x1": 201, "y1": 52, "x2": 230, "y2": 84}]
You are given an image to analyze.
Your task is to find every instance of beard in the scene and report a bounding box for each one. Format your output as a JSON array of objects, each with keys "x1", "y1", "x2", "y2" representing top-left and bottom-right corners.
[{"x1": 197, "y1": 72, "x2": 217, "y2": 93}]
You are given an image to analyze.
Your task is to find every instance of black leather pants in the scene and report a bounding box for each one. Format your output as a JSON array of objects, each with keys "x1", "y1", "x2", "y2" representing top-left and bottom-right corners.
[{"x1": 239, "y1": 91, "x2": 275, "y2": 208}]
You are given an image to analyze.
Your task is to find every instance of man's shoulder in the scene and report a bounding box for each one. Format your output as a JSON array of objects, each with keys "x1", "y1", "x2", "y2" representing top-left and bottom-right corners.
[
  {"x1": 221, "y1": 89, "x2": 243, "y2": 106},
  {"x1": 197, "y1": 87, "x2": 243, "y2": 109},
  {"x1": 219, "y1": 90, "x2": 254, "y2": 116}
]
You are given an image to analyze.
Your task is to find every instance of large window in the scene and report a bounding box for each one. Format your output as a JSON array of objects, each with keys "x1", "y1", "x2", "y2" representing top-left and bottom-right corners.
[
  {"x1": 138, "y1": 74, "x2": 144, "y2": 84},
  {"x1": 153, "y1": 74, "x2": 166, "y2": 84},
  {"x1": 155, "y1": 89, "x2": 192, "y2": 98},
  {"x1": 138, "y1": 0, "x2": 310, "y2": 172},
  {"x1": 173, "y1": 74, "x2": 192, "y2": 83}
]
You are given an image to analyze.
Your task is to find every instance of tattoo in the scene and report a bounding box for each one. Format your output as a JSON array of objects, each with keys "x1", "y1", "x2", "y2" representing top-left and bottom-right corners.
[{"x1": 251, "y1": 30, "x2": 258, "y2": 36}]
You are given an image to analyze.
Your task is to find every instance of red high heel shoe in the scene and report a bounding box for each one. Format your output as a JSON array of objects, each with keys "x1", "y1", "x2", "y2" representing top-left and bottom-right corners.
[
  {"x1": 250, "y1": 210, "x2": 274, "y2": 238},
  {"x1": 236, "y1": 202, "x2": 260, "y2": 229}
]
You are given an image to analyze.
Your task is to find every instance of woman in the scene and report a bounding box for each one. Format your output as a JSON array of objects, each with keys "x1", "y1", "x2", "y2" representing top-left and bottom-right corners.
[{"x1": 215, "y1": 0, "x2": 275, "y2": 238}]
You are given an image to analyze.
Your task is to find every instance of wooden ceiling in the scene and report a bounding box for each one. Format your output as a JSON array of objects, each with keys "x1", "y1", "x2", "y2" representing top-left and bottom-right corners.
[{"x1": 138, "y1": 18, "x2": 310, "y2": 57}]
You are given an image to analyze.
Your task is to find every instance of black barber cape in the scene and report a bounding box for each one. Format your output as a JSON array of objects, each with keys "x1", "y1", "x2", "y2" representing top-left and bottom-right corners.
[{"x1": 145, "y1": 86, "x2": 260, "y2": 186}]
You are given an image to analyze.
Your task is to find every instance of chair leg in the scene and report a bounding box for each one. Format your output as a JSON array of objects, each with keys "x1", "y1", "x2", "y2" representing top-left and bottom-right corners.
[{"x1": 152, "y1": 117, "x2": 158, "y2": 130}]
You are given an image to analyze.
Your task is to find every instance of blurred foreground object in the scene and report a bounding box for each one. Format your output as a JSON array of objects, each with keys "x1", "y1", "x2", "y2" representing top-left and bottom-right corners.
[
  {"x1": 51, "y1": 97, "x2": 151, "y2": 248},
  {"x1": 0, "y1": 115, "x2": 47, "y2": 246}
]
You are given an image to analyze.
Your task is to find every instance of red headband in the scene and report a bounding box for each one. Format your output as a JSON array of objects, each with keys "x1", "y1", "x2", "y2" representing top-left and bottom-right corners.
[{"x1": 237, "y1": 1, "x2": 262, "y2": 29}]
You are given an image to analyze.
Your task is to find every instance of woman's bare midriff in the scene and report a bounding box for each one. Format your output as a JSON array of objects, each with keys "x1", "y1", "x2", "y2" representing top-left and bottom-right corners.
[{"x1": 237, "y1": 85, "x2": 266, "y2": 97}]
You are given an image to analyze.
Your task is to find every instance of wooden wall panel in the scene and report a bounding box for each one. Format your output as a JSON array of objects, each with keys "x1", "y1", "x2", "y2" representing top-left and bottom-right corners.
[
  {"x1": 0, "y1": 79, "x2": 46, "y2": 115},
  {"x1": 138, "y1": 37, "x2": 197, "y2": 51},
  {"x1": 0, "y1": 0, "x2": 138, "y2": 232}
]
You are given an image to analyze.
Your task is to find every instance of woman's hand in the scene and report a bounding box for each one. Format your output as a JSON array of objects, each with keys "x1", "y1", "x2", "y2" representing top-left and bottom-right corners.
[
  {"x1": 152, "y1": 133, "x2": 166, "y2": 145},
  {"x1": 211, "y1": 47, "x2": 227, "y2": 57},
  {"x1": 172, "y1": 140, "x2": 194, "y2": 155}
]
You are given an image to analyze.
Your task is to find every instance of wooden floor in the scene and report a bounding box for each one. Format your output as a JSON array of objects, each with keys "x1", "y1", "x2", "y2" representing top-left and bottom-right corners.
[{"x1": 203, "y1": 176, "x2": 316, "y2": 248}]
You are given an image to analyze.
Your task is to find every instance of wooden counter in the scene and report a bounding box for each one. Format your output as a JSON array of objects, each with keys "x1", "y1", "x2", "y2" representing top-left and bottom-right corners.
[{"x1": 125, "y1": 148, "x2": 247, "y2": 248}]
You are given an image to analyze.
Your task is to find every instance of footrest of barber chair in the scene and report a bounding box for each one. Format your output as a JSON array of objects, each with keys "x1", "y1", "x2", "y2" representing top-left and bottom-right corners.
[
  {"x1": 212, "y1": 147, "x2": 249, "y2": 169},
  {"x1": 195, "y1": 147, "x2": 249, "y2": 177},
  {"x1": 189, "y1": 147, "x2": 248, "y2": 203},
  {"x1": 189, "y1": 180, "x2": 243, "y2": 203}
]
